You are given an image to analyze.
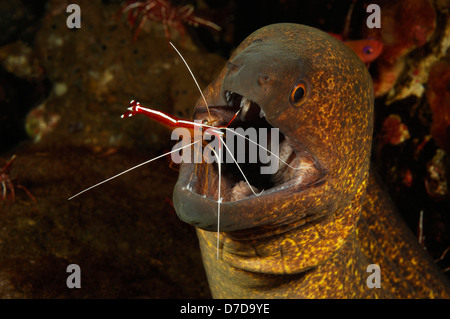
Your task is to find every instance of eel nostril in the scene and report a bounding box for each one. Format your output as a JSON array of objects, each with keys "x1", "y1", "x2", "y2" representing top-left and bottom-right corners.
[{"x1": 258, "y1": 74, "x2": 272, "y2": 85}]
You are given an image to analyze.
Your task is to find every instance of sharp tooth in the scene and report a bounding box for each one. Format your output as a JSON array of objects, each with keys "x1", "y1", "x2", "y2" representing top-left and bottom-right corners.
[
  {"x1": 240, "y1": 97, "x2": 252, "y2": 120},
  {"x1": 259, "y1": 109, "x2": 265, "y2": 118}
]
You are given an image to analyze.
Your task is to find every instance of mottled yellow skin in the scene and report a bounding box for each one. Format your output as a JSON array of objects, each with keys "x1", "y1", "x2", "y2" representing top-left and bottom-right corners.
[
  {"x1": 197, "y1": 170, "x2": 450, "y2": 298},
  {"x1": 174, "y1": 24, "x2": 450, "y2": 298}
]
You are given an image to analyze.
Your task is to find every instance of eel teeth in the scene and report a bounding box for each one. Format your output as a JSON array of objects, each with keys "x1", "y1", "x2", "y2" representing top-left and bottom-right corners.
[
  {"x1": 259, "y1": 109, "x2": 265, "y2": 118},
  {"x1": 225, "y1": 91, "x2": 232, "y2": 104},
  {"x1": 240, "y1": 97, "x2": 252, "y2": 120}
]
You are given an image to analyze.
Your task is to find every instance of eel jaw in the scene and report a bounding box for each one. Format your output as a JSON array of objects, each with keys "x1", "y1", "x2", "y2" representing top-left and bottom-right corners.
[{"x1": 173, "y1": 91, "x2": 326, "y2": 232}]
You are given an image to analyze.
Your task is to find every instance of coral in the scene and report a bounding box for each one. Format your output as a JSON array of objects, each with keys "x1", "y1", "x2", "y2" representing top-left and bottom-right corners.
[
  {"x1": 425, "y1": 149, "x2": 448, "y2": 198},
  {"x1": 426, "y1": 59, "x2": 450, "y2": 153},
  {"x1": 0, "y1": 41, "x2": 44, "y2": 81},
  {"x1": 25, "y1": 103, "x2": 61, "y2": 143}
]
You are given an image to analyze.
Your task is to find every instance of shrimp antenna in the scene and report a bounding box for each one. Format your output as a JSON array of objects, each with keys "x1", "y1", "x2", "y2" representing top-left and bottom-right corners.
[
  {"x1": 222, "y1": 128, "x2": 317, "y2": 170},
  {"x1": 219, "y1": 135, "x2": 262, "y2": 196},
  {"x1": 68, "y1": 141, "x2": 200, "y2": 200},
  {"x1": 208, "y1": 145, "x2": 222, "y2": 260},
  {"x1": 169, "y1": 42, "x2": 212, "y2": 122}
]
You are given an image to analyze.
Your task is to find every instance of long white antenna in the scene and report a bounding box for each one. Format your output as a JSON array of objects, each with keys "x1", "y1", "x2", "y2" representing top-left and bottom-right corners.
[
  {"x1": 69, "y1": 42, "x2": 312, "y2": 263},
  {"x1": 169, "y1": 42, "x2": 212, "y2": 121},
  {"x1": 219, "y1": 135, "x2": 262, "y2": 196},
  {"x1": 205, "y1": 143, "x2": 222, "y2": 259},
  {"x1": 170, "y1": 41, "x2": 223, "y2": 258},
  {"x1": 68, "y1": 141, "x2": 199, "y2": 200},
  {"x1": 222, "y1": 128, "x2": 317, "y2": 170},
  {"x1": 216, "y1": 148, "x2": 221, "y2": 260}
]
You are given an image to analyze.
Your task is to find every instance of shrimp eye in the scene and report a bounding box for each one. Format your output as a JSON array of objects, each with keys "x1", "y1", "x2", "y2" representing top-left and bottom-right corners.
[
  {"x1": 290, "y1": 82, "x2": 306, "y2": 106},
  {"x1": 363, "y1": 46, "x2": 373, "y2": 55}
]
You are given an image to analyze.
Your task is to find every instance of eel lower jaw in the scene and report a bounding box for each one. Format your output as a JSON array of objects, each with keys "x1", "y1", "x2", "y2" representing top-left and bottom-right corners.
[{"x1": 173, "y1": 92, "x2": 325, "y2": 231}]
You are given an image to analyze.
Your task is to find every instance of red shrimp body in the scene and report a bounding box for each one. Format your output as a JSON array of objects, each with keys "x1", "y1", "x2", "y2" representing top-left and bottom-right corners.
[{"x1": 121, "y1": 100, "x2": 234, "y2": 145}]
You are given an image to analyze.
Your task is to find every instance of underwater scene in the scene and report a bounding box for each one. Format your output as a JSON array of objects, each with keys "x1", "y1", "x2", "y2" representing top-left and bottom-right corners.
[{"x1": 0, "y1": 0, "x2": 449, "y2": 299}]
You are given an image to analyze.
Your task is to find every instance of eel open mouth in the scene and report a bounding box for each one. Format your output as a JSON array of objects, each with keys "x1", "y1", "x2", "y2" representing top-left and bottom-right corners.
[{"x1": 186, "y1": 90, "x2": 325, "y2": 204}]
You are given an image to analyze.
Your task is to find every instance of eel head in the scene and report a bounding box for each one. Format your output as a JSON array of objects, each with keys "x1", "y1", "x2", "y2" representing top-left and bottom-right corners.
[{"x1": 173, "y1": 24, "x2": 373, "y2": 241}]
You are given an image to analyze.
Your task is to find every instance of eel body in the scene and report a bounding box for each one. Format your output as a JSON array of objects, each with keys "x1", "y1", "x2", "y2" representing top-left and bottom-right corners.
[{"x1": 173, "y1": 23, "x2": 450, "y2": 298}]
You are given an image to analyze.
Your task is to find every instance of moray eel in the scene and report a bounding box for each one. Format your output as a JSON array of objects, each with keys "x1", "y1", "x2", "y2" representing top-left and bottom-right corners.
[{"x1": 173, "y1": 23, "x2": 450, "y2": 298}]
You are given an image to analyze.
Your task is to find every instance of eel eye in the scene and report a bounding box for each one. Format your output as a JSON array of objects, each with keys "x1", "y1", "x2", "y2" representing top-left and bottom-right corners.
[
  {"x1": 290, "y1": 83, "x2": 306, "y2": 106},
  {"x1": 363, "y1": 46, "x2": 373, "y2": 55}
]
